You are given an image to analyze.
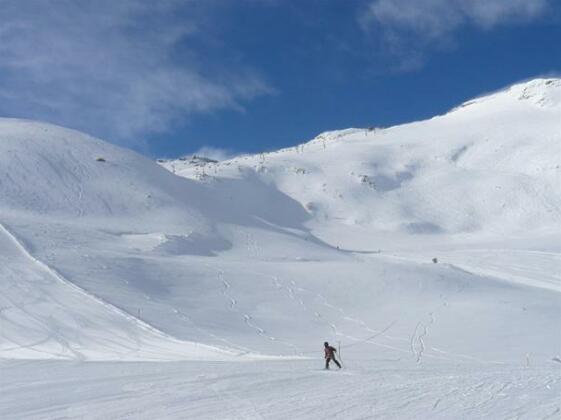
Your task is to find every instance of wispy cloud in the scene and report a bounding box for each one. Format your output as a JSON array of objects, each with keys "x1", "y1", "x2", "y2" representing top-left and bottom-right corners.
[
  {"x1": 361, "y1": 0, "x2": 551, "y2": 70},
  {"x1": 0, "y1": 0, "x2": 271, "y2": 146},
  {"x1": 191, "y1": 146, "x2": 239, "y2": 162}
]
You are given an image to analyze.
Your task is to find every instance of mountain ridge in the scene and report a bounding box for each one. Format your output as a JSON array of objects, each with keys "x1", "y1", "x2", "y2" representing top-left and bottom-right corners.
[{"x1": 162, "y1": 77, "x2": 561, "y2": 239}]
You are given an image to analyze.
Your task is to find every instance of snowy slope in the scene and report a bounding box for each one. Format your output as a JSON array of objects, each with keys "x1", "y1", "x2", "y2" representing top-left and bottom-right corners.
[
  {"x1": 0, "y1": 119, "x2": 282, "y2": 361},
  {"x1": 3, "y1": 360, "x2": 561, "y2": 420},
  {"x1": 164, "y1": 78, "x2": 561, "y2": 239},
  {"x1": 0, "y1": 119, "x2": 206, "y2": 222},
  {"x1": 157, "y1": 78, "x2": 561, "y2": 363},
  {"x1": 1, "y1": 79, "x2": 561, "y2": 419},
  {"x1": 0, "y1": 118, "x2": 347, "y2": 361},
  {"x1": 0, "y1": 221, "x2": 250, "y2": 362}
]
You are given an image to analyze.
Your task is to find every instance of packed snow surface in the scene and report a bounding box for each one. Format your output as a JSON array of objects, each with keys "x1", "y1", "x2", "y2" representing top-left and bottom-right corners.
[{"x1": 1, "y1": 79, "x2": 561, "y2": 419}]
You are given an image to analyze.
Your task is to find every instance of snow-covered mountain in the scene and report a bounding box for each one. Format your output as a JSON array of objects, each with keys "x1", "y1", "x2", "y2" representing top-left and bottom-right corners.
[
  {"x1": 163, "y1": 78, "x2": 561, "y2": 240},
  {"x1": 0, "y1": 117, "x2": 344, "y2": 362},
  {"x1": 1, "y1": 79, "x2": 560, "y2": 419}
]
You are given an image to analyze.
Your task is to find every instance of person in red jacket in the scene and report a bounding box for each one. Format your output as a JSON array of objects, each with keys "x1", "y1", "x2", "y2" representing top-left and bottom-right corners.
[{"x1": 324, "y1": 341, "x2": 341, "y2": 369}]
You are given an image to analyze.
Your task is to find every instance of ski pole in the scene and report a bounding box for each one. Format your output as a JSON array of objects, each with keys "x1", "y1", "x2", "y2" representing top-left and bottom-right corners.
[{"x1": 338, "y1": 340, "x2": 344, "y2": 368}]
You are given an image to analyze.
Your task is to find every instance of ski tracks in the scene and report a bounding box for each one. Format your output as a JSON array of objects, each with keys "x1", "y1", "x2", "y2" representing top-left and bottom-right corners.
[
  {"x1": 264, "y1": 273, "x2": 347, "y2": 341},
  {"x1": 411, "y1": 311, "x2": 436, "y2": 364},
  {"x1": 171, "y1": 307, "x2": 253, "y2": 355},
  {"x1": 248, "y1": 268, "x2": 402, "y2": 355},
  {"x1": 0, "y1": 222, "x2": 226, "y2": 361},
  {"x1": 210, "y1": 267, "x2": 300, "y2": 354}
]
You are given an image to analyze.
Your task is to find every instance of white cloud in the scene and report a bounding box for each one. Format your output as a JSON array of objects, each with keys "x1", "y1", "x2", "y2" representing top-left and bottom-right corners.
[
  {"x1": 0, "y1": 0, "x2": 271, "y2": 145},
  {"x1": 191, "y1": 146, "x2": 239, "y2": 162},
  {"x1": 362, "y1": 0, "x2": 551, "y2": 69}
]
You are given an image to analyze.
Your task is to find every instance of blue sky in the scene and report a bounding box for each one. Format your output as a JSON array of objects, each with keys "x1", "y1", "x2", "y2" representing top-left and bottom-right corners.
[{"x1": 0, "y1": 1, "x2": 560, "y2": 159}]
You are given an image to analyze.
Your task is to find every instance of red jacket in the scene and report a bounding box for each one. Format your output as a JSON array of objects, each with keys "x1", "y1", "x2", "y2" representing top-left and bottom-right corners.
[{"x1": 324, "y1": 345, "x2": 336, "y2": 359}]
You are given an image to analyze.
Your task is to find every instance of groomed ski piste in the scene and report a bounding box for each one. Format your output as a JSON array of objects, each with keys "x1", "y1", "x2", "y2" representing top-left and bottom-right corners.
[{"x1": 1, "y1": 78, "x2": 560, "y2": 419}]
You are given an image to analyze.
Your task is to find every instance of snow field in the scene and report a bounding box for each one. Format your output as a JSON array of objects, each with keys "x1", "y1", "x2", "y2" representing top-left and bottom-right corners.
[{"x1": 1, "y1": 79, "x2": 561, "y2": 419}]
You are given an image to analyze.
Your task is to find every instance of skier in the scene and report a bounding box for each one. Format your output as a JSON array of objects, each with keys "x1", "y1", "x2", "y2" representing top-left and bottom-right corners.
[{"x1": 324, "y1": 341, "x2": 341, "y2": 369}]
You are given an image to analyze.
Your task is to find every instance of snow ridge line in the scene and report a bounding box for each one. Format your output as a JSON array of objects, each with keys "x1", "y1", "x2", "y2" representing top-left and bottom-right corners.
[{"x1": 0, "y1": 222, "x2": 226, "y2": 352}]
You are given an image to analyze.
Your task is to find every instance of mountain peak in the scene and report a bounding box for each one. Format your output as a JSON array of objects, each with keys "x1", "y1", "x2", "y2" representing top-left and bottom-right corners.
[
  {"x1": 451, "y1": 77, "x2": 561, "y2": 113},
  {"x1": 508, "y1": 77, "x2": 561, "y2": 107}
]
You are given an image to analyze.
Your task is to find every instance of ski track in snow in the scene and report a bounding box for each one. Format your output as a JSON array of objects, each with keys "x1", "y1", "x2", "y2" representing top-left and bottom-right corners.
[
  {"x1": 208, "y1": 264, "x2": 400, "y2": 357},
  {"x1": 243, "y1": 268, "x2": 411, "y2": 358},
  {"x1": 171, "y1": 307, "x2": 253, "y2": 355},
  {"x1": 245, "y1": 267, "x2": 501, "y2": 365},
  {"x1": 206, "y1": 266, "x2": 302, "y2": 354},
  {"x1": 412, "y1": 312, "x2": 435, "y2": 364},
  {"x1": 0, "y1": 222, "x2": 239, "y2": 361}
]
